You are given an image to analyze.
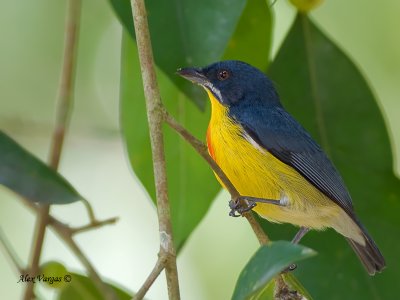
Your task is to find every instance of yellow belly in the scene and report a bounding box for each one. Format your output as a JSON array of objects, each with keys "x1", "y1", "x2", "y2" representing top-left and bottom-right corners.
[{"x1": 206, "y1": 92, "x2": 342, "y2": 230}]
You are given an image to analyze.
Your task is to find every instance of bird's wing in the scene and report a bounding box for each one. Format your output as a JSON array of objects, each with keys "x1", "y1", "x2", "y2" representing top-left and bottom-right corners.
[{"x1": 234, "y1": 106, "x2": 355, "y2": 216}]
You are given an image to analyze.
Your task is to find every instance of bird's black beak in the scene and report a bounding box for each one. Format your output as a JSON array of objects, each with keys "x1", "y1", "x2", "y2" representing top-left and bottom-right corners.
[{"x1": 176, "y1": 67, "x2": 208, "y2": 86}]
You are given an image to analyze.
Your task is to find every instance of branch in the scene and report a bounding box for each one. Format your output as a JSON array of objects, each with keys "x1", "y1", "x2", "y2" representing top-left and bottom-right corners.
[
  {"x1": 62, "y1": 233, "x2": 117, "y2": 299},
  {"x1": 24, "y1": 205, "x2": 50, "y2": 300},
  {"x1": 22, "y1": 199, "x2": 117, "y2": 299},
  {"x1": 130, "y1": 0, "x2": 180, "y2": 299},
  {"x1": 133, "y1": 255, "x2": 166, "y2": 300},
  {"x1": 81, "y1": 198, "x2": 97, "y2": 223},
  {"x1": 70, "y1": 217, "x2": 118, "y2": 235},
  {"x1": 0, "y1": 228, "x2": 25, "y2": 274},
  {"x1": 23, "y1": 0, "x2": 81, "y2": 292}
]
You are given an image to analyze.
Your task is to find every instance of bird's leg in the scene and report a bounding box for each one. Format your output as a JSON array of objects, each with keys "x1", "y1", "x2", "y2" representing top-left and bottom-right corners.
[
  {"x1": 291, "y1": 227, "x2": 310, "y2": 244},
  {"x1": 282, "y1": 227, "x2": 310, "y2": 273},
  {"x1": 229, "y1": 196, "x2": 283, "y2": 217}
]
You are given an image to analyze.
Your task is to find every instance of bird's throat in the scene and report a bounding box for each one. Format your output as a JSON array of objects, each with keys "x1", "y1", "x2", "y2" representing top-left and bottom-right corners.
[{"x1": 205, "y1": 89, "x2": 231, "y2": 161}]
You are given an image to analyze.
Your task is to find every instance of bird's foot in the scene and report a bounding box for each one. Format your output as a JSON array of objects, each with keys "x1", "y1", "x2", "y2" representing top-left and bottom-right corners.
[
  {"x1": 229, "y1": 196, "x2": 282, "y2": 217},
  {"x1": 291, "y1": 227, "x2": 310, "y2": 244},
  {"x1": 229, "y1": 197, "x2": 256, "y2": 217},
  {"x1": 282, "y1": 263, "x2": 297, "y2": 273}
]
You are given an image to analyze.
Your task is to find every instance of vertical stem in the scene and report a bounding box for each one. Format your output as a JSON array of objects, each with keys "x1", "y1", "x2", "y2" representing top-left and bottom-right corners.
[
  {"x1": 133, "y1": 256, "x2": 167, "y2": 300},
  {"x1": 23, "y1": 206, "x2": 50, "y2": 300},
  {"x1": 243, "y1": 212, "x2": 269, "y2": 245},
  {"x1": 48, "y1": 0, "x2": 82, "y2": 170},
  {"x1": 23, "y1": 1, "x2": 81, "y2": 299},
  {"x1": 130, "y1": 0, "x2": 180, "y2": 299}
]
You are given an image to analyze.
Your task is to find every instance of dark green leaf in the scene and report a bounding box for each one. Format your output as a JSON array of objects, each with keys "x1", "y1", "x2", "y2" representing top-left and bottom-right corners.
[
  {"x1": 120, "y1": 32, "x2": 220, "y2": 251},
  {"x1": 58, "y1": 272, "x2": 132, "y2": 300},
  {"x1": 223, "y1": 0, "x2": 272, "y2": 71},
  {"x1": 266, "y1": 14, "x2": 400, "y2": 298},
  {"x1": 232, "y1": 241, "x2": 315, "y2": 300},
  {"x1": 109, "y1": 0, "x2": 247, "y2": 108},
  {"x1": 0, "y1": 131, "x2": 81, "y2": 204}
]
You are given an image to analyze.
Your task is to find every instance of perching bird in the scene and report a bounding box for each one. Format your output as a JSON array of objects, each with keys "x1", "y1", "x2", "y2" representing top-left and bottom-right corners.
[{"x1": 177, "y1": 60, "x2": 385, "y2": 275}]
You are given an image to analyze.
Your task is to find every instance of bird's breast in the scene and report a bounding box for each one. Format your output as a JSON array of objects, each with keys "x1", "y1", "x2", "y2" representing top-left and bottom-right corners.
[{"x1": 205, "y1": 90, "x2": 280, "y2": 199}]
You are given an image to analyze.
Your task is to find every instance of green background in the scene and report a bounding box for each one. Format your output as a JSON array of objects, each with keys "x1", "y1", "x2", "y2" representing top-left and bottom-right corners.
[{"x1": 0, "y1": 0, "x2": 399, "y2": 299}]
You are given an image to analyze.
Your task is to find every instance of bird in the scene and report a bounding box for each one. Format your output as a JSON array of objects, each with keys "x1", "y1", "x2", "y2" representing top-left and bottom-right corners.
[{"x1": 177, "y1": 60, "x2": 385, "y2": 275}]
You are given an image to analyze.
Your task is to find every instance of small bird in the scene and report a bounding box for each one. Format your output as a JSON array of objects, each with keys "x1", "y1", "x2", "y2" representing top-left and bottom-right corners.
[{"x1": 177, "y1": 60, "x2": 385, "y2": 275}]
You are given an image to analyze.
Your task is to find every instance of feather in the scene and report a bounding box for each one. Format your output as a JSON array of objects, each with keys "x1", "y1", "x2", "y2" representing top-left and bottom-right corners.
[{"x1": 230, "y1": 104, "x2": 356, "y2": 218}]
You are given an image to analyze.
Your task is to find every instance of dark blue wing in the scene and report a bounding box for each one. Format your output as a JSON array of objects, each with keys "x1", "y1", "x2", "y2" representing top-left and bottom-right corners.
[{"x1": 230, "y1": 105, "x2": 355, "y2": 217}]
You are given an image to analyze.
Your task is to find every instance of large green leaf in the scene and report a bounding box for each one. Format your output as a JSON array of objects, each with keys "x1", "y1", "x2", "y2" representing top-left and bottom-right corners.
[
  {"x1": 120, "y1": 32, "x2": 220, "y2": 251},
  {"x1": 109, "y1": 0, "x2": 247, "y2": 108},
  {"x1": 232, "y1": 241, "x2": 315, "y2": 300},
  {"x1": 263, "y1": 14, "x2": 400, "y2": 298},
  {"x1": 0, "y1": 131, "x2": 81, "y2": 204},
  {"x1": 223, "y1": 0, "x2": 272, "y2": 71},
  {"x1": 57, "y1": 272, "x2": 132, "y2": 300}
]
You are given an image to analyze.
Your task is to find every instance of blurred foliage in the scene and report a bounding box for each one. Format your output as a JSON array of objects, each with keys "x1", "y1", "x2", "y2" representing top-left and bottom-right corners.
[
  {"x1": 109, "y1": 0, "x2": 247, "y2": 108},
  {"x1": 223, "y1": 0, "x2": 272, "y2": 70},
  {"x1": 232, "y1": 241, "x2": 315, "y2": 300},
  {"x1": 0, "y1": 131, "x2": 81, "y2": 205},
  {"x1": 40, "y1": 261, "x2": 69, "y2": 289}
]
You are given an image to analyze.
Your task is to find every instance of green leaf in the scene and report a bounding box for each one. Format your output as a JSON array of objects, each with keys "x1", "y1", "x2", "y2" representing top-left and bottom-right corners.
[
  {"x1": 58, "y1": 272, "x2": 132, "y2": 300},
  {"x1": 223, "y1": 0, "x2": 272, "y2": 71},
  {"x1": 266, "y1": 14, "x2": 400, "y2": 298},
  {"x1": 120, "y1": 32, "x2": 220, "y2": 251},
  {"x1": 109, "y1": 0, "x2": 247, "y2": 108},
  {"x1": 232, "y1": 241, "x2": 316, "y2": 300},
  {"x1": 0, "y1": 131, "x2": 81, "y2": 204}
]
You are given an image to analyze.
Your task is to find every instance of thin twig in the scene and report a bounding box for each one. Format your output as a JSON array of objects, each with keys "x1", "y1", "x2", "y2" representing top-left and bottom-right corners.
[
  {"x1": 62, "y1": 234, "x2": 117, "y2": 299},
  {"x1": 163, "y1": 110, "x2": 239, "y2": 197},
  {"x1": 0, "y1": 228, "x2": 25, "y2": 274},
  {"x1": 133, "y1": 256, "x2": 167, "y2": 300},
  {"x1": 71, "y1": 217, "x2": 119, "y2": 235},
  {"x1": 24, "y1": 1, "x2": 82, "y2": 299},
  {"x1": 130, "y1": 0, "x2": 180, "y2": 299},
  {"x1": 22, "y1": 199, "x2": 117, "y2": 299},
  {"x1": 24, "y1": 205, "x2": 50, "y2": 300},
  {"x1": 81, "y1": 198, "x2": 97, "y2": 223},
  {"x1": 22, "y1": 199, "x2": 118, "y2": 238},
  {"x1": 242, "y1": 212, "x2": 270, "y2": 245}
]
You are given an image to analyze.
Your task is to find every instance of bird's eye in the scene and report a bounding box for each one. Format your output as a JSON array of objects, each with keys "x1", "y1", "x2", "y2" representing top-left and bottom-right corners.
[{"x1": 217, "y1": 70, "x2": 230, "y2": 81}]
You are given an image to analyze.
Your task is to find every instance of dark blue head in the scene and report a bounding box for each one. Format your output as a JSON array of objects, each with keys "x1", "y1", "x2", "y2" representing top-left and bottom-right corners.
[{"x1": 177, "y1": 60, "x2": 281, "y2": 107}]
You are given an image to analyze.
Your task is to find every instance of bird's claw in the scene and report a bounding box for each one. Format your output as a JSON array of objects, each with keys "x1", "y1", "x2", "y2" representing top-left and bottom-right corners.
[
  {"x1": 282, "y1": 263, "x2": 297, "y2": 273},
  {"x1": 229, "y1": 197, "x2": 257, "y2": 217}
]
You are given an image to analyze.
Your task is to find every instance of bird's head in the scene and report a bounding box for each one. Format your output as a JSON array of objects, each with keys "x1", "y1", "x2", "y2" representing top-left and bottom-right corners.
[{"x1": 177, "y1": 60, "x2": 280, "y2": 107}]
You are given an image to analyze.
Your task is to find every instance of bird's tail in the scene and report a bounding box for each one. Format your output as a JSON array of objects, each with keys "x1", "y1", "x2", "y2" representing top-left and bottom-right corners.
[{"x1": 345, "y1": 221, "x2": 385, "y2": 275}]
